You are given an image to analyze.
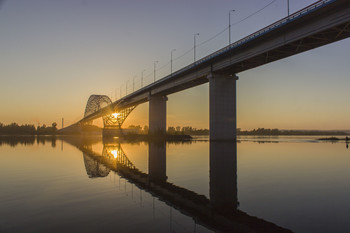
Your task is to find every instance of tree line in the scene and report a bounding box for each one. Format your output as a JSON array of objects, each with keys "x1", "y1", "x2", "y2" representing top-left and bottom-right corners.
[
  {"x1": 0, "y1": 122, "x2": 58, "y2": 135},
  {"x1": 238, "y1": 128, "x2": 348, "y2": 136},
  {"x1": 125, "y1": 125, "x2": 210, "y2": 135},
  {"x1": 4, "y1": 121, "x2": 345, "y2": 136},
  {"x1": 167, "y1": 126, "x2": 209, "y2": 135},
  {"x1": 129, "y1": 125, "x2": 348, "y2": 136}
]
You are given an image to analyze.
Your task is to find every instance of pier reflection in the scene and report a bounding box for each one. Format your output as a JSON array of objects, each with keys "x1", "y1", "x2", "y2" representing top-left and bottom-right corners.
[
  {"x1": 64, "y1": 137, "x2": 293, "y2": 233},
  {"x1": 149, "y1": 141, "x2": 167, "y2": 182},
  {"x1": 210, "y1": 142, "x2": 238, "y2": 212}
]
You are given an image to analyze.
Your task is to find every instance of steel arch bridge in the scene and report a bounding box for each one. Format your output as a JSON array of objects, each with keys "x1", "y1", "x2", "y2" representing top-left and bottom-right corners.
[{"x1": 83, "y1": 94, "x2": 136, "y2": 128}]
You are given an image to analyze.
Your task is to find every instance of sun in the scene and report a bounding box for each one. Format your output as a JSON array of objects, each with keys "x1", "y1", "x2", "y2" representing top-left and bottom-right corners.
[
  {"x1": 112, "y1": 113, "x2": 120, "y2": 118},
  {"x1": 110, "y1": 150, "x2": 118, "y2": 158}
]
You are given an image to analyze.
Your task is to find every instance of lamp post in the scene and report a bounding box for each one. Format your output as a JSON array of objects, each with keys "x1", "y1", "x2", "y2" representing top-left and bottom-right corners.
[
  {"x1": 141, "y1": 69, "x2": 146, "y2": 88},
  {"x1": 229, "y1": 9, "x2": 235, "y2": 45},
  {"x1": 193, "y1": 33, "x2": 199, "y2": 62},
  {"x1": 171, "y1": 49, "x2": 176, "y2": 75},
  {"x1": 287, "y1": 0, "x2": 290, "y2": 18},
  {"x1": 194, "y1": 33, "x2": 199, "y2": 62},
  {"x1": 133, "y1": 75, "x2": 137, "y2": 92},
  {"x1": 154, "y1": 60, "x2": 158, "y2": 82}
]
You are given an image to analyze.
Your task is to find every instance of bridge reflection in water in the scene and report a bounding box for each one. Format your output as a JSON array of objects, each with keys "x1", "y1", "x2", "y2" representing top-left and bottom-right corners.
[{"x1": 64, "y1": 137, "x2": 292, "y2": 233}]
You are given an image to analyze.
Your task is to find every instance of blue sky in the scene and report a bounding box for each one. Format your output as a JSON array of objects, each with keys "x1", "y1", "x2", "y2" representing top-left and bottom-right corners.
[{"x1": 0, "y1": 0, "x2": 349, "y2": 130}]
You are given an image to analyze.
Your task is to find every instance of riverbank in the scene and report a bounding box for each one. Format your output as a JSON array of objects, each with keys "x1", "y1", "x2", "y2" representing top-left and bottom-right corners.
[{"x1": 318, "y1": 136, "x2": 350, "y2": 141}]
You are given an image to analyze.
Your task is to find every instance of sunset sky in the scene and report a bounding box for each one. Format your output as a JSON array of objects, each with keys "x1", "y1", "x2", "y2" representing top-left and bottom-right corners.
[{"x1": 0, "y1": 0, "x2": 349, "y2": 130}]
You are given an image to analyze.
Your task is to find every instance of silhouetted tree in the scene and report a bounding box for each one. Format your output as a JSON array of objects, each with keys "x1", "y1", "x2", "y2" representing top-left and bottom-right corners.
[
  {"x1": 167, "y1": 126, "x2": 176, "y2": 134},
  {"x1": 0, "y1": 122, "x2": 36, "y2": 135},
  {"x1": 37, "y1": 122, "x2": 58, "y2": 135},
  {"x1": 143, "y1": 125, "x2": 149, "y2": 134}
]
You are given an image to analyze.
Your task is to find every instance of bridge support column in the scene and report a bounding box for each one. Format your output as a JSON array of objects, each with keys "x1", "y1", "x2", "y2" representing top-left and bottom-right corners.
[
  {"x1": 149, "y1": 95, "x2": 167, "y2": 136},
  {"x1": 148, "y1": 141, "x2": 167, "y2": 183},
  {"x1": 210, "y1": 141, "x2": 238, "y2": 212},
  {"x1": 208, "y1": 73, "x2": 238, "y2": 141}
]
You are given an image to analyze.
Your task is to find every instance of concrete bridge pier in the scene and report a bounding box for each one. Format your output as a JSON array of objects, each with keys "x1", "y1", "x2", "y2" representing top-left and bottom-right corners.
[
  {"x1": 208, "y1": 73, "x2": 238, "y2": 141},
  {"x1": 148, "y1": 141, "x2": 167, "y2": 183},
  {"x1": 210, "y1": 141, "x2": 238, "y2": 212},
  {"x1": 149, "y1": 95, "x2": 168, "y2": 136}
]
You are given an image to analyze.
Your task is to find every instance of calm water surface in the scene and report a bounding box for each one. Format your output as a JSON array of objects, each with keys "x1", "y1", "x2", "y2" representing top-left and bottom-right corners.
[{"x1": 0, "y1": 136, "x2": 349, "y2": 233}]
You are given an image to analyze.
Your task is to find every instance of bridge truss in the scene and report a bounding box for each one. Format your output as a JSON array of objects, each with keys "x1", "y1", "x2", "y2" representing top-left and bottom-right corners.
[{"x1": 83, "y1": 94, "x2": 136, "y2": 128}]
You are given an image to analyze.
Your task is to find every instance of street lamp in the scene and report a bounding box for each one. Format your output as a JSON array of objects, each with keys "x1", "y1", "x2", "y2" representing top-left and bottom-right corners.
[
  {"x1": 194, "y1": 33, "x2": 199, "y2": 62},
  {"x1": 154, "y1": 60, "x2": 158, "y2": 82},
  {"x1": 171, "y1": 49, "x2": 176, "y2": 75},
  {"x1": 120, "y1": 84, "x2": 126, "y2": 98},
  {"x1": 133, "y1": 76, "x2": 136, "y2": 92},
  {"x1": 229, "y1": 9, "x2": 235, "y2": 45},
  {"x1": 141, "y1": 69, "x2": 146, "y2": 88},
  {"x1": 287, "y1": 0, "x2": 290, "y2": 18}
]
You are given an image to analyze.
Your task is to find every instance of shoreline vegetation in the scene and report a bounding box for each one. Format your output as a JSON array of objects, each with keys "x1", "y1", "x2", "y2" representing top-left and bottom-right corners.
[
  {"x1": 237, "y1": 128, "x2": 349, "y2": 136},
  {"x1": 0, "y1": 122, "x2": 57, "y2": 135},
  {"x1": 1, "y1": 122, "x2": 349, "y2": 137},
  {"x1": 122, "y1": 133, "x2": 192, "y2": 141}
]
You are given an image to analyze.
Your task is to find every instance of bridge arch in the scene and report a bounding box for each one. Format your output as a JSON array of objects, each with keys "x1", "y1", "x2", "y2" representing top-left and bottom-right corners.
[{"x1": 84, "y1": 94, "x2": 136, "y2": 129}]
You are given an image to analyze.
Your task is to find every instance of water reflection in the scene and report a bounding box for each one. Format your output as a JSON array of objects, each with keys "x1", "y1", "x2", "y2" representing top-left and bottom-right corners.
[
  {"x1": 63, "y1": 137, "x2": 293, "y2": 233},
  {"x1": 0, "y1": 135, "x2": 57, "y2": 147},
  {"x1": 210, "y1": 142, "x2": 238, "y2": 212},
  {"x1": 83, "y1": 154, "x2": 110, "y2": 178},
  {"x1": 149, "y1": 141, "x2": 167, "y2": 182}
]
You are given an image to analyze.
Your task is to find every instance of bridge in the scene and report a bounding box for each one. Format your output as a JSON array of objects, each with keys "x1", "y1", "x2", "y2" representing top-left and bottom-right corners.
[
  {"x1": 74, "y1": 0, "x2": 350, "y2": 140},
  {"x1": 62, "y1": 136, "x2": 294, "y2": 233}
]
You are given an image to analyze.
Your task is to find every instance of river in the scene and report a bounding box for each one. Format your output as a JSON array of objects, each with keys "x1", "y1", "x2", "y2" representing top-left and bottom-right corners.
[{"x1": 0, "y1": 135, "x2": 349, "y2": 233}]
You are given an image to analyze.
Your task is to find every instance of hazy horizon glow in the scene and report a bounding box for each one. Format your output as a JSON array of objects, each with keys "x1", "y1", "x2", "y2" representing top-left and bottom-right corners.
[{"x1": 0, "y1": 0, "x2": 349, "y2": 130}]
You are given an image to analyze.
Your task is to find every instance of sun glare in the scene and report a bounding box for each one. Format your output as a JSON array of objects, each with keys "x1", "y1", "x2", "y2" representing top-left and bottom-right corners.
[
  {"x1": 110, "y1": 150, "x2": 119, "y2": 158},
  {"x1": 112, "y1": 113, "x2": 120, "y2": 118}
]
